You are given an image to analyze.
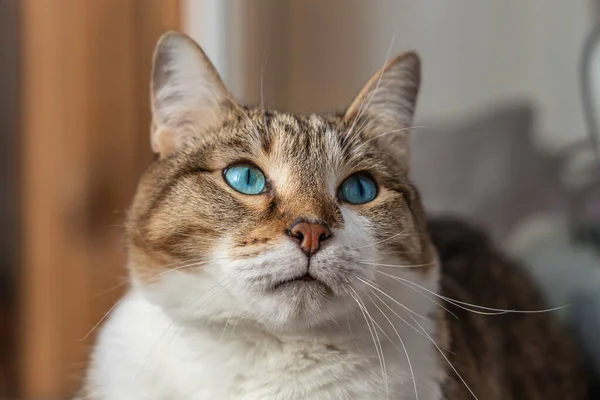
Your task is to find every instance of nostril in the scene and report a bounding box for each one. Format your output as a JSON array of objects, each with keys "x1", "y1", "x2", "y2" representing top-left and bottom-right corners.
[{"x1": 286, "y1": 228, "x2": 303, "y2": 242}]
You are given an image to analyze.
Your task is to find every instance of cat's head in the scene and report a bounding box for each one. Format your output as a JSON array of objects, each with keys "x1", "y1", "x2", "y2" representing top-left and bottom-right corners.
[{"x1": 126, "y1": 32, "x2": 437, "y2": 331}]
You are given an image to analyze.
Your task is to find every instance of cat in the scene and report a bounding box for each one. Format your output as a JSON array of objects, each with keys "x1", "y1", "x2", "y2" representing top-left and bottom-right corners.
[{"x1": 76, "y1": 31, "x2": 588, "y2": 399}]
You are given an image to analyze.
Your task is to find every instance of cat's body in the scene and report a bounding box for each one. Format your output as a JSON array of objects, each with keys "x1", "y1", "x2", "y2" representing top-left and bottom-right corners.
[
  {"x1": 433, "y1": 219, "x2": 587, "y2": 399},
  {"x1": 78, "y1": 32, "x2": 587, "y2": 399}
]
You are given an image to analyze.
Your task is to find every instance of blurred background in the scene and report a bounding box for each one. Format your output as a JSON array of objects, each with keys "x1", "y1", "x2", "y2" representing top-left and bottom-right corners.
[{"x1": 2, "y1": 0, "x2": 600, "y2": 398}]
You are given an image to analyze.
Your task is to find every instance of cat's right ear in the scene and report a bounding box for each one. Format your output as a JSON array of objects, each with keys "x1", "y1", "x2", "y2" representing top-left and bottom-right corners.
[{"x1": 150, "y1": 31, "x2": 234, "y2": 157}]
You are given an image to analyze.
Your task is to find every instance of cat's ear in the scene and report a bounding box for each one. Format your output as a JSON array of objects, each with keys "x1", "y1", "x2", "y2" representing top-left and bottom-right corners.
[
  {"x1": 150, "y1": 31, "x2": 234, "y2": 157},
  {"x1": 343, "y1": 52, "x2": 421, "y2": 161}
]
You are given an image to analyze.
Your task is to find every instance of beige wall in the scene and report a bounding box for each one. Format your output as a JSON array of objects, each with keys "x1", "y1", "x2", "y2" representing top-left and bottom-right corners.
[
  {"x1": 184, "y1": 0, "x2": 375, "y2": 112},
  {"x1": 184, "y1": 0, "x2": 596, "y2": 152}
]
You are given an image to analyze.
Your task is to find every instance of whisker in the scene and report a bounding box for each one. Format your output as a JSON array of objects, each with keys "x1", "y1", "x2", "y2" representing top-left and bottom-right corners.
[
  {"x1": 350, "y1": 100, "x2": 421, "y2": 150},
  {"x1": 359, "y1": 261, "x2": 433, "y2": 269},
  {"x1": 220, "y1": 307, "x2": 237, "y2": 343},
  {"x1": 136, "y1": 317, "x2": 178, "y2": 381},
  {"x1": 260, "y1": 49, "x2": 267, "y2": 112},
  {"x1": 344, "y1": 114, "x2": 377, "y2": 153},
  {"x1": 366, "y1": 292, "x2": 418, "y2": 400},
  {"x1": 342, "y1": 115, "x2": 380, "y2": 168},
  {"x1": 228, "y1": 100, "x2": 263, "y2": 141},
  {"x1": 349, "y1": 269, "x2": 457, "y2": 345},
  {"x1": 354, "y1": 275, "x2": 430, "y2": 321},
  {"x1": 353, "y1": 36, "x2": 396, "y2": 127},
  {"x1": 372, "y1": 269, "x2": 496, "y2": 316},
  {"x1": 447, "y1": 297, "x2": 570, "y2": 314},
  {"x1": 354, "y1": 257, "x2": 389, "y2": 263},
  {"x1": 366, "y1": 285, "x2": 432, "y2": 341},
  {"x1": 373, "y1": 269, "x2": 565, "y2": 315},
  {"x1": 229, "y1": 312, "x2": 243, "y2": 337},
  {"x1": 159, "y1": 231, "x2": 224, "y2": 244},
  {"x1": 343, "y1": 35, "x2": 396, "y2": 149},
  {"x1": 352, "y1": 113, "x2": 378, "y2": 140},
  {"x1": 345, "y1": 311, "x2": 361, "y2": 352},
  {"x1": 143, "y1": 260, "x2": 209, "y2": 283},
  {"x1": 408, "y1": 313, "x2": 479, "y2": 400},
  {"x1": 356, "y1": 231, "x2": 408, "y2": 249},
  {"x1": 351, "y1": 126, "x2": 426, "y2": 155},
  {"x1": 350, "y1": 288, "x2": 389, "y2": 398},
  {"x1": 81, "y1": 294, "x2": 129, "y2": 341},
  {"x1": 366, "y1": 269, "x2": 458, "y2": 319},
  {"x1": 143, "y1": 257, "x2": 205, "y2": 270},
  {"x1": 94, "y1": 256, "x2": 228, "y2": 299},
  {"x1": 344, "y1": 95, "x2": 369, "y2": 146},
  {"x1": 136, "y1": 278, "x2": 231, "y2": 382},
  {"x1": 90, "y1": 259, "x2": 214, "y2": 330},
  {"x1": 258, "y1": 48, "x2": 272, "y2": 150},
  {"x1": 92, "y1": 277, "x2": 130, "y2": 298},
  {"x1": 189, "y1": 279, "x2": 232, "y2": 314}
]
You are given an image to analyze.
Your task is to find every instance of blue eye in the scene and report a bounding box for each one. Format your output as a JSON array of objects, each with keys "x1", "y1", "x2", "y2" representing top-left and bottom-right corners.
[
  {"x1": 224, "y1": 164, "x2": 266, "y2": 195},
  {"x1": 339, "y1": 173, "x2": 377, "y2": 204}
]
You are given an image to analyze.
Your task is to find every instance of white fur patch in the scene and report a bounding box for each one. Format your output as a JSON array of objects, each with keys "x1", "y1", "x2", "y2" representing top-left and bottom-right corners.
[{"x1": 87, "y1": 208, "x2": 444, "y2": 399}]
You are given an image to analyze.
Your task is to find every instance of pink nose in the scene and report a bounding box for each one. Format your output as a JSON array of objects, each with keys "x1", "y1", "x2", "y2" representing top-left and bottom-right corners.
[{"x1": 287, "y1": 220, "x2": 332, "y2": 256}]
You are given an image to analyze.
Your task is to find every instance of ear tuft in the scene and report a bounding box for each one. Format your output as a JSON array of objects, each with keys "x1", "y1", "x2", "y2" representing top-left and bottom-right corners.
[{"x1": 151, "y1": 31, "x2": 233, "y2": 157}]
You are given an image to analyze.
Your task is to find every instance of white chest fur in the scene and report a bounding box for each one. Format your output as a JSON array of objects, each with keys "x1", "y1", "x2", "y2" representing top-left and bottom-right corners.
[{"x1": 85, "y1": 290, "x2": 444, "y2": 400}]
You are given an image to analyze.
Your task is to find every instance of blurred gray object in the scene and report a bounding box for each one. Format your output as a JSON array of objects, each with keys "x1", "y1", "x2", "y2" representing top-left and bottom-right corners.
[{"x1": 411, "y1": 101, "x2": 567, "y2": 244}]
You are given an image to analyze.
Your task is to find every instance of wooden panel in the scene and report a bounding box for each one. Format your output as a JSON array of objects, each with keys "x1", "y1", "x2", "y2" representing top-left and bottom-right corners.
[
  {"x1": 20, "y1": 1, "x2": 89, "y2": 395},
  {"x1": 19, "y1": 1, "x2": 180, "y2": 398}
]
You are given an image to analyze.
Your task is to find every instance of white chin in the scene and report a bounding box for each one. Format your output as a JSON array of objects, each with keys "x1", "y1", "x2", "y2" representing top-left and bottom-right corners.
[{"x1": 250, "y1": 281, "x2": 348, "y2": 331}]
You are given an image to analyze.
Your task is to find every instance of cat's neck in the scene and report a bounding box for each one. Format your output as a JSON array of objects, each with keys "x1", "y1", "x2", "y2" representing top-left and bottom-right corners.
[{"x1": 130, "y1": 261, "x2": 442, "y2": 349}]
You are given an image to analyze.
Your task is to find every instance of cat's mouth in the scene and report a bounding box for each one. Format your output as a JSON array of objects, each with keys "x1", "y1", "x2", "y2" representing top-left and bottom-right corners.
[{"x1": 272, "y1": 273, "x2": 327, "y2": 290}]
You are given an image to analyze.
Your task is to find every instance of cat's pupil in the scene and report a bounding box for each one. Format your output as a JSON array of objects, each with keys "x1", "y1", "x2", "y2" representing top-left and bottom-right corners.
[{"x1": 223, "y1": 164, "x2": 266, "y2": 195}]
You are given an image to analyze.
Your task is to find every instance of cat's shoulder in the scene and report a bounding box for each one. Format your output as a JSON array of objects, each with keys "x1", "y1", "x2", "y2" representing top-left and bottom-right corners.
[
  {"x1": 81, "y1": 292, "x2": 181, "y2": 399},
  {"x1": 427, "y1": 217, "x2": 533, "y2": 295},
  {"x1": 427, "y1": 217, "x2": 588, "y2": 399}
]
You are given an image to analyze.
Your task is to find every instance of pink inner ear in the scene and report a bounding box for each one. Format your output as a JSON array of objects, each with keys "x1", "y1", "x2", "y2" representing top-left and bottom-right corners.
[{"x1": 151, "y1": 126, "x2": 198, "y2": 157}]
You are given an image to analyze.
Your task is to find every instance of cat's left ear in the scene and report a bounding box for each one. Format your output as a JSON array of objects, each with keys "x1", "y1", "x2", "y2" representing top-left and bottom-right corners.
[
  {"x1": 150, "y1": 31, "x2": 235, "y2": 157},
  {"x1": 343, "y1": 52, "x2": 421, "y2": 162}
]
